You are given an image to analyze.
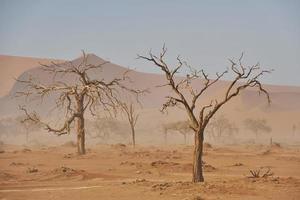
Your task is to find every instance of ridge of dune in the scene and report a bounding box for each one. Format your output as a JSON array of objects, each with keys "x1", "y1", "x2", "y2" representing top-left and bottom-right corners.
[
  {"x1": 1, "y1": 54, "x2": 300, "y2": 117},
  {"x1": 0, "y1": 55, "x2": 66, "y2": 97}
]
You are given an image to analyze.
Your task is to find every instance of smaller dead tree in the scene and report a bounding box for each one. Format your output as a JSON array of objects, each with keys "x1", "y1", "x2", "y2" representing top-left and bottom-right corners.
[
  {"x1": 17, "y1": 115, "x2": 42, "y2": 144},
  {"x1": 120, "y1": 101, "x2": 139, "y2": 147},
  {"x1": 207, "y1": 115, "x2": 239, "y2": 143},
  {"x1": 87, "y1": 116, "x2": 130, "y2": 142},
  {"x1": 244, "y1": 118, "x2": 271, "y2": 142},
  {"x1": 162, "y1": 121, "x2": 192, "y2": 144},
  {"x1": 292, "y1": 123, "x2": 300, "y2": 137}
]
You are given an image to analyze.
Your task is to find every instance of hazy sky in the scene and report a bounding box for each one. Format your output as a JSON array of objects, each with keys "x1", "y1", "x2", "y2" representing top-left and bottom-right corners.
[{"x1": 1, "y1": 0, "x2": 299, "y2": 86}]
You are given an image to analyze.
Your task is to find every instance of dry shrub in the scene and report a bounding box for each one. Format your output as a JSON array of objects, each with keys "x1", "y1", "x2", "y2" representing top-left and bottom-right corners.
[{"x1": 248, "y1": 167, "x2": 274, "y2": 178}]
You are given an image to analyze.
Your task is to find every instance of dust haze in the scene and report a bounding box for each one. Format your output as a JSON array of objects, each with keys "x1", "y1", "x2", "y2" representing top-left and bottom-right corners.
[{"x1": 0, "y1": 52, "x2": 299, "y2": 200}]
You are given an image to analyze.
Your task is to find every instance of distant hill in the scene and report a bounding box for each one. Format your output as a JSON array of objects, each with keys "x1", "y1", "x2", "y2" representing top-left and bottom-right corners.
[
  {"x1": 0, "y1": 54, "x2": 299, "y2": 139},
  {"x1": 0, "y1": 55, "x2": 65, "y2": 97}
]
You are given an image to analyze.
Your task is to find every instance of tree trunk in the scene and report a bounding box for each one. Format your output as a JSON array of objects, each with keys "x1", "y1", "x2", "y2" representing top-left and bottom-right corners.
[
  {"x1": 192, "y1": 129, "x2": 204, "y2": 182},
  {"x1": 76, "y1": 96, "x2": 85, "y2": 155},
  {"x1": 76, "y1": 115, "x2": 85, "y2": 155},
  {"x1": 131, "y1": 124, "x2": 136, "y2": 148}
]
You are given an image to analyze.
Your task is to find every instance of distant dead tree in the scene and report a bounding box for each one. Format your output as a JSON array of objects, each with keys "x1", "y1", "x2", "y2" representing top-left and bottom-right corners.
[
  {"x1": 17, "y1": 115, "x2": 42, "y2": 144},
  {"x1": 0, "y1": 116, "x2": 41, "y2": 142},
  {"x1": 292, "y1": 124, "x2": 296, "y2": 137},
  {"x1": 244, "y1": 118, "x2": 272, "y2": 141},
  {"x1": 292, "y1": 123, "x2": 299, "y2": 137},
  {"x1": 17, "y1": 52, "x2": 142, "y2": 155},
  {"x1": 162, "y1": 120, "x2": 192, "y2": 144},
  {"x1": 87, "y1": 116, "x2": 129, "y2": 142},
  {"x1": 0, "y1": 117, "x2": 17, "y2": 138},
  {"x1": 120, "y1": 101, "x2": 140, "y2": 148},
  {"x1": 207, "y1": 115, "x2": 239, "y2": 143},
  {"x1": 138, "y1": 45, "x2": 271, "y2": 182}
]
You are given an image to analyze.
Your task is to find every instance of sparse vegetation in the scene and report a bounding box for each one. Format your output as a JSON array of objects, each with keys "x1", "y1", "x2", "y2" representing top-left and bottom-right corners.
[
  {"x1": 207, "y1": 115, "x2": 239, "y2": 143},
  {"x1": 244, "y1": 118, "x2": 272, "y2": 142},
  {"x1": 120, "y1": 100, "x2": 140, "y2": 147},
  {"x1": 162, "y1": 120, "x2": 192, "y2": 144},
  {"x1": 248, "y1": 167, "x2": 274, "y2": 178}
]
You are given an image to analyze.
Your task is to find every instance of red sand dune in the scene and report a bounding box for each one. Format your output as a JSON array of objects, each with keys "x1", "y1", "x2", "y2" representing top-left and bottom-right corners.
[{"x1": 0, "y1": 55, "x2": 65, "y2": 97}]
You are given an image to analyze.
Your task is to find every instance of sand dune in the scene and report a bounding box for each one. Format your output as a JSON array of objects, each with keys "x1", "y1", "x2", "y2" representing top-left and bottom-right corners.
[
  {"x1": 0, "y1": 54, "x2": 299, "y2": 142},
  {"x1": 0, "y1": 55, "x2": 65, "y2": 97}
]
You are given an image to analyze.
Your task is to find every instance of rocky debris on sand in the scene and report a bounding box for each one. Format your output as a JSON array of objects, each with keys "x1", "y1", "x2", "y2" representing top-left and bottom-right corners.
[
  {"x1": 27, "y1": 167, "x2": 38, "y2": 173},
  {"x1": 152, "y1": 182, "x2": 173, "y2": 191},
  {"x1": 203, "y1": 164, "x2": 216, "y2": 172},
  {"x1": 10, "y1": 162, "x2": 27, "y2": 166},
  {"x1": 0, "y1": 150, "x2": 5, "y2": 153},
  {"x1": 232, "y1": 163, "x2": 243, "y2": 166},
  {"x1": 151, "y1": 160, "x2": 179, "y2": 167},
  {"x1": 22, "y1": 148, "x2": 32, "y2": 153},
  {"x1": 120, "y1": 161, "x2": 136, "y2": 166},
  {"x1": 49, "y1": 166, "x2": 85, "y2": 178},
  {"x1": 63, "y1": 153, "x2": 74, "y2": 159},
  {"x1": 0, "y1": 171, "x2": 16, "y2": 181},
  {"x1": 133, "y1": 178, "x2": 147, "y2": 183}
]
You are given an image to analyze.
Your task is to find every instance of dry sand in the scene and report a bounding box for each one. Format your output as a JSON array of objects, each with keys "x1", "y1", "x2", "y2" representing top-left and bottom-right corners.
[{"x1": 0, "y1": 143, "x2": 299, "y2": 200}]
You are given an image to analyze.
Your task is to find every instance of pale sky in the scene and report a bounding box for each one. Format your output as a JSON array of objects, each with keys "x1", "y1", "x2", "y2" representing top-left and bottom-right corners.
[{"x1": 0, "y1": 0, "x2": 300, "y2": 86}]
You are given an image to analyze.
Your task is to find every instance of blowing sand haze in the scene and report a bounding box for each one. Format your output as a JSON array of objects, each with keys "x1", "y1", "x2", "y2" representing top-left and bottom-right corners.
[{"x1": 0, "y1": 1, "x2": 299, "y2": 199}]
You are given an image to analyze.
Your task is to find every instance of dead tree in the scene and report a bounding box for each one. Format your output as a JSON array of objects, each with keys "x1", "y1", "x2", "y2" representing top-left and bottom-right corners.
[
  {"x1": 244, "y1": 118, "x2": 272, "y2": 142},
  {"x1": 162, "y1": 120, "x2": 192, "y2": 144},
  {"x1": 17, "y1": 115, "x2": 42, "y2": 144},
  {"x1": 120, "y1": 101, "x2": 139, "y2": 147},
  {"x1": 138, "y1": 46, "x2": 271, "y2": 182},
  {"x1": 17, "y1": 52, "x2": 142, "y2": 155},
  {"x1": 207, "y1": 115, "x2": 239, "y2": 143}
]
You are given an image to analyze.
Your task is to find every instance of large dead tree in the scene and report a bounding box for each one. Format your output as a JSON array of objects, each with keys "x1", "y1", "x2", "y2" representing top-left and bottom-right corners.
[
  {"x1": 120, "y1": 101, "x2": 139, "y2": 148},
  {"x1": 138, "y1": 46, "x2": 271, "y2": 182},
  {"x1": 17, "y1": 52, "x2": 142, "y2": 155}
]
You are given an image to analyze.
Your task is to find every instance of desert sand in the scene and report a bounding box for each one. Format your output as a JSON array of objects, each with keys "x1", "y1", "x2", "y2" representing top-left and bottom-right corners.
[{"x1": 0, "y1": 142, "x2": 299, "y2": 200}]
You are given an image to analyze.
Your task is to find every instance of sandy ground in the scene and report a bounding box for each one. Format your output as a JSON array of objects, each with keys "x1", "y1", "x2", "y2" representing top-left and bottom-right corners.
[{"x1": 0, "y1": 143, "x2": 299, "y2": 200}]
